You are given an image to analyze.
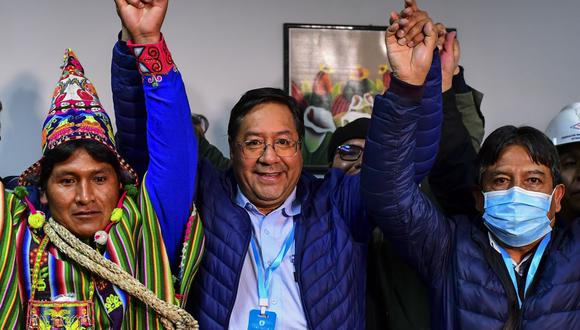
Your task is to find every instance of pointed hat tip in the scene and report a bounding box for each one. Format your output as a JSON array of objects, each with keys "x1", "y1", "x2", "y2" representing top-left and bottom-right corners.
[{"x1": 61, "y1": 48, "x2": 84, "y2": 73}]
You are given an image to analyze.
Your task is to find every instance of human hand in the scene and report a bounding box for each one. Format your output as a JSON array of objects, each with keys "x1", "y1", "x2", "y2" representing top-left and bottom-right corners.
[
  {"x1": 440, "y1": 30, "x2": 458, "y2": 92},
  {"x1": 385, "y1": 16, "x2": 437, "y2": 86},
  {"x1": 391, "y1": 0, "x2": 444, "y2": 48},
  {"x1": 114, "y1": 0, "x2": 167, "y2": 44},
  {"x1": 434, "y1": 23, "x2": 446, "y2": 50}
]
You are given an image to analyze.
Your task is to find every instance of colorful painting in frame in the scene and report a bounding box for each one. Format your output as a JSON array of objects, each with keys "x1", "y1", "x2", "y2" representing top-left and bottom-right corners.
[{"x1": 284, "y1": 23, "x2": 390, "y2": 173}]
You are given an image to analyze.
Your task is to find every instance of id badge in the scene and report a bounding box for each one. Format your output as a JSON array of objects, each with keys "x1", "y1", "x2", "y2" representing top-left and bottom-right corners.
[{"x1": 248, "y1": 309, "x2": 277, "y2": 330}]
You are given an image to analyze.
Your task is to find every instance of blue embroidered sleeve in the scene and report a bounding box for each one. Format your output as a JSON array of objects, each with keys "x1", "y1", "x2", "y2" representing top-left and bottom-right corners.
[{"x1": 127, "y1": 38, "x2": 198, "y2": 272}]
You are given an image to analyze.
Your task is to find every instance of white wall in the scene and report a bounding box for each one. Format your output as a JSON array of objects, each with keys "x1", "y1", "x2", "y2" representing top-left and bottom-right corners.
[{"x1": 1, "y1": 0, "x2": 579, "y2": 177}]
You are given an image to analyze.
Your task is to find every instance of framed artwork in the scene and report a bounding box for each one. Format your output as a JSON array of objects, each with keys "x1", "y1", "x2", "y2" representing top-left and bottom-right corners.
[{"x1": 284, "y1": 23, "x2": 390, "y2": 172}]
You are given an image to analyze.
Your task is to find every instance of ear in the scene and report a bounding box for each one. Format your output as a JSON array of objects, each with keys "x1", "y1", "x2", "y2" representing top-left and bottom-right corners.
[
  {"x1": 229, "y1": 144, "x2": 235, "y2": 160},
  {"x1": 472, "y1": 186, "x2": 484, "y2": 213},
  {"x1": 40, "y1": 190, "x2": 48, "y2": 204},
  {"x1": 551, "y1": 184, "x2": 566, "y2": 214},
  {"x1": 228, "y1": 137, "x2": 235, "y2": 160}
]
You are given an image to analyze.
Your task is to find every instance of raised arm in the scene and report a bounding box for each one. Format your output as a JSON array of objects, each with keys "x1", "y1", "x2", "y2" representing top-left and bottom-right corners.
[
  {"x1": 439, "y1": 25, "x2": 485, "y2": 153},
  {"x1": 111, "y1": 29, "x2": 149, "y2": 179},
  {"x1": 428, "y1": 29, "x2": 478, "y2": 216},
  {"x1": 393, "y1": 4, "x2": 443, "y2": 181},
  {"x1": 361, "y1": 11, "x2": 452, "y2": 283},
  {"x1": 414, "y1": 48, "x2": 443, "y2": 181},
  {"x1": 115, "y1": 0, "x2": 198, "y2": 271},
  {"x1": 453, "y1": 66, "x2": 485, "y2": 152},
  {"x1": 112, "y1": 30, "x2": 232, "y2": 178}
]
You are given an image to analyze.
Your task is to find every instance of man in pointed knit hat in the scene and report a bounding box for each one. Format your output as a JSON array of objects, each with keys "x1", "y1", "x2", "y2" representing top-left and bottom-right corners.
[{"x1": 0, "y1": 22, "x2": 204, "y2": 329}]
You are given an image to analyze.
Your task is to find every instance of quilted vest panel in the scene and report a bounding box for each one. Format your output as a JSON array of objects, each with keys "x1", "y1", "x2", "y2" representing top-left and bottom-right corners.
[{"x1": 444, "y1": 217, "x2": 580, "y2": 329}]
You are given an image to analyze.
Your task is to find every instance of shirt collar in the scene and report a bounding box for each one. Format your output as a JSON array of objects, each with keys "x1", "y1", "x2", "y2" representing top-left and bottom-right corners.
[
  {"x1": 235, "y1": 186, "x2": 301, "y2": 216},
  {"x1": 488, "y1": 232, "x2": 533, "y2": 275}
]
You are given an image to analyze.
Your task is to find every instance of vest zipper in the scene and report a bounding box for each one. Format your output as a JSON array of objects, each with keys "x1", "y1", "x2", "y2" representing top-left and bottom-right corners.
[
  {"x1": 224, "y1": 206, "x2": 252, "y2": 326},
  {"x1": 293, "y1": 215, "x2": 314, "y2": 329}
]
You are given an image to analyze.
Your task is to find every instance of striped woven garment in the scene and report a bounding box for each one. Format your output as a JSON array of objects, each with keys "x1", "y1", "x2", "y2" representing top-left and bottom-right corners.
[{"x1": 0, "y1": 180, "x2": 204, "y2": 328}]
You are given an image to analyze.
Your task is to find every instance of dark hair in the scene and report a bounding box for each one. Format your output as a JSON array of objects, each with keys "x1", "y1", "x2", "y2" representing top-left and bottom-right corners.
[
  {"x1": 227, "y1": 88, "x2": 304, "y2": 142},
  {"x1": 476, "y1": 125, "x2": 561, "y2": 186},
  {"x1": 39, "y1": 140, "x2": 126, "y2": 190}
]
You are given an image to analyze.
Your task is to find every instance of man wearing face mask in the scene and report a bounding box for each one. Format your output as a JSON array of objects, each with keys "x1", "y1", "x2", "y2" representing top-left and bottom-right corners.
[{"x1": 362, "y1": 108, "x2": 580, "y2": 326}]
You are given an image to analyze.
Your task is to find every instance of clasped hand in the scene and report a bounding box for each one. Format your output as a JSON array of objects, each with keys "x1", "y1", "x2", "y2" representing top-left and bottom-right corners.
[{"x1": 385, "y1": 0, "x2": 437, "y2": 86}]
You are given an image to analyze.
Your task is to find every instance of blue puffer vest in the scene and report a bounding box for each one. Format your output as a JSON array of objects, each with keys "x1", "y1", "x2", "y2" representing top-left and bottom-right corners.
[
  {"x1": 188, "y1": 160, "x2": 370, "y2": 329},
  {"x1": 362, "y1": 75, "x2": 580, "y2": 329},
  {"x1": 446, "y1": 215, "x2": 580, "y2": 329}
]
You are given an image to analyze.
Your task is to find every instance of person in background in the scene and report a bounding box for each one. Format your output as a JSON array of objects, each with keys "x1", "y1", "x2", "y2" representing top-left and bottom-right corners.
[
  {"x1": 434, "y1": 24, "x2": 484, "y2": 153},
  {"x1": 546, "y1": 103, "x2": 580, "y2": 223},
  {"x1": 452, "y1": 56, "x2": 485, "y2": 153},
  {"x1": 327, "y1": 117, "x2": 370, "y2": 175},
  {"x1": 192, "y1": 113, "x2": 231, "y2": 171}
]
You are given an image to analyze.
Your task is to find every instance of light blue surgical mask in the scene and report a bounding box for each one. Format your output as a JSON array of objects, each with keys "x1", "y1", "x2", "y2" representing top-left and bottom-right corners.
[{"x1": 482, "y1": 186, "x2": 554, "y2": 247}]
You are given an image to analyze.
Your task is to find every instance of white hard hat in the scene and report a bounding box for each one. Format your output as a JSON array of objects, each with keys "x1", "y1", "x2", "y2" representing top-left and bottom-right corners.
[{"x1": 545, "y1": 103, "x2": 580, "y2": 146}]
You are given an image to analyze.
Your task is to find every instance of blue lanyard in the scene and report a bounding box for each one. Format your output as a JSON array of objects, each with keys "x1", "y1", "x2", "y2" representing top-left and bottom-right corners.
[
  {"x1": 250, "y1": 223, "x2": 295, "y2": 315},
  {"x1": 497, "y1": 232, "x2": 551, "y2": 308}
]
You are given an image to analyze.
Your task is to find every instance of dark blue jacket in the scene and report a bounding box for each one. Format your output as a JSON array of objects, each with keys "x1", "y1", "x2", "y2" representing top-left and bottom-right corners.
[
  {"x1": 361, "y1": 77, "x2": 580, "y2": 329},
  {"x1": 191, "y1": 161, "x2": 370, "y2": 329},
  {"x1": 112, "y1": 39, "x2": 443, "y2": 329}
]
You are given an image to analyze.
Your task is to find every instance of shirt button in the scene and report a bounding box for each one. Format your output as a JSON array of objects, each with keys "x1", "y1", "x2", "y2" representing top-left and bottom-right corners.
[
  {"x1": 264, "y1": 229, "x2": 270, "y2": 235},
  {"x1": 271, "y1": 299, "x2": 278, "y2": 305}
]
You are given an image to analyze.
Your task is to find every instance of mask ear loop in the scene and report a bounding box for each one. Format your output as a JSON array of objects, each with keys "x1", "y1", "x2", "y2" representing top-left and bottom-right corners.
[
  {"x1": 546, "y1": 185, "x2": 563, "y2": 223},
  {"x1": 547, "y1": 185, "x2": 561, "y2": 204}
]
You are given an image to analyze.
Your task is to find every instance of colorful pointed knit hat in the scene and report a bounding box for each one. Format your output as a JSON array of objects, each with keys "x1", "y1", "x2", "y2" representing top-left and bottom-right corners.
[{"x1": 19, "y1": 49, "x2": 138, "y2": 186}]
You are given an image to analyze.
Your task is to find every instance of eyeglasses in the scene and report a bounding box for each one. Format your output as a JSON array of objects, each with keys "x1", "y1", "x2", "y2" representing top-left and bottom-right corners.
[
  {"x1": 336, "y1": 144, "x2": 364, "y2": 161},
  {"x1": 237, "y1": 138, "x2": 301, "y2": 159}
]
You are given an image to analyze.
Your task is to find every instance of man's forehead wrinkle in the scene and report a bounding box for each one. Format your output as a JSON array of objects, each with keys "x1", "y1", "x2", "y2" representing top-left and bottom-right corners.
[
  {"x1": 490, "y1": 163, "x2": 549, "y2": 172},
  {"x1": 242, "y1": 130, "x2": 295, "y2": 137},
  {"x1": 486, "y1": 168, "x2": 546, "y2": 176},
  {"x1": 527, "y1": 169, "x2": 547, "y2": 175}
]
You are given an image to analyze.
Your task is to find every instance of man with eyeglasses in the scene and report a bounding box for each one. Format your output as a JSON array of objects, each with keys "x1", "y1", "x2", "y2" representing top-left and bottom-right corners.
[{"x1": 327, "y1": 118, "x2": 369, "y2": 175}]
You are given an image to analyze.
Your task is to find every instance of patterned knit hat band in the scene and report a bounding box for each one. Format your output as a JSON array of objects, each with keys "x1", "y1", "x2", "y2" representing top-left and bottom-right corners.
[{"x1": 19, "y1": 49, "x2": 137, "y2": 186}]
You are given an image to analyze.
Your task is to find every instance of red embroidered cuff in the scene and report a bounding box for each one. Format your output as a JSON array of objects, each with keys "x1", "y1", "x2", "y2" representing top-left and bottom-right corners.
[{"x1": 127, "y1": 35, "x2": 174, "y2": 76}]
